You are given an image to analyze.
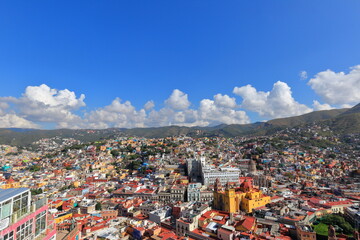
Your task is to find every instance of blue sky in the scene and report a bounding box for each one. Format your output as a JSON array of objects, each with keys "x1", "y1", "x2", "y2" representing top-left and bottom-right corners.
[{"x1": 0, "y1": 1, "x2": 360, "y2": 129}]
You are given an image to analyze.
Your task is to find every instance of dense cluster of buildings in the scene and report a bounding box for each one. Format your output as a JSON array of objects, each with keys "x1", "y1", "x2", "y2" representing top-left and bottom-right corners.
[{"x1": 0, "y1": 127, "x2": 359, "y2": 239}]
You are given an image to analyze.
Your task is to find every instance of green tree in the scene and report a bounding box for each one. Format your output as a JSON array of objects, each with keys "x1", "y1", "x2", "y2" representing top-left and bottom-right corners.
[
  {"x1": 95, "y1": 202, "x2": 102, "y2": 210},
  {"x1": 110, "y1": 150, "x2": 120, "y2": 158},
  {"x1": 321, "y1": 215, "x2": 354, "y2": 235},
  {"x1": 31, "y1": 188, "x2": 43, "y2": 195},
  {"x1": 255, "y1": 147, "x2": 265, "y2": 154},
  {"x1": 29, "y1": 165, "x2": 41, "y2": 172}
]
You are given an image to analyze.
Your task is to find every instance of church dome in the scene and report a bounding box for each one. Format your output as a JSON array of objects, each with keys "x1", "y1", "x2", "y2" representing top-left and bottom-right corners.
[{"x1": 240, "y1": 179, "x2": 252, "y2": 191}]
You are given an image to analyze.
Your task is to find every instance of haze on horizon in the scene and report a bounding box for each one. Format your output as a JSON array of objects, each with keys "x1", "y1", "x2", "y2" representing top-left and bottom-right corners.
[{"x1": 0, "y1": 1, "x2": 360, "y2": 129}]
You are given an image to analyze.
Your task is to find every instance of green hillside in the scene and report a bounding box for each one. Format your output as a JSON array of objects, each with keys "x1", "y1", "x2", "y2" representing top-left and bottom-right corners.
[{"x1": 267, "y1": 109, "x2": 347, "y2": 127}]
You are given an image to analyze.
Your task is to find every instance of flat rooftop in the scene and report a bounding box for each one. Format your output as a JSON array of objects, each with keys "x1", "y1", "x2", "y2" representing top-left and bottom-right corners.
[{"x1": 0, "y1": 188, "x2": 29, "y2": 203}]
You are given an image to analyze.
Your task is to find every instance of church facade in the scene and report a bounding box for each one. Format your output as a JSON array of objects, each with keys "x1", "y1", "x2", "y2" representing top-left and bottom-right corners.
[{"x1": 213, "y1": 178, "x2": 271, "y2": 213}]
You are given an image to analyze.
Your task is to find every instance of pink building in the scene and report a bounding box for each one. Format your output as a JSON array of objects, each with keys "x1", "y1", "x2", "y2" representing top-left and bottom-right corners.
[{"x1": 0, "y1": 188, "x2": 56, "y2": 240}]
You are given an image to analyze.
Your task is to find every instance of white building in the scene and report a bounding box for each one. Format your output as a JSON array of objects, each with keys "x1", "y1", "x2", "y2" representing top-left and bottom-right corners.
[
  {"x1": 201, "y1": 166, "x2": 240, "y2": 186},
  {"x1": 148, "y1": 206, "x2": 172, "y2": 224}
]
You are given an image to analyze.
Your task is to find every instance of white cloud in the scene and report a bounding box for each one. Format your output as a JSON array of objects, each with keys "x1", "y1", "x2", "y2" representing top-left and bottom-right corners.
[
  {"x1": 0, "y1": 114, "x2": 39, "y2": 129},
  {"x1": 165, "y1": 89, "x2": 191, "y2": 110},
  {"x1": 7, "y1": 84, "x2": 86, "y2": 128},
  {"x1": 86, "y1": 98, "x2": 146, "y2": 128},
  {"x1": 308, "y1": 65, "x2": 360, "y2": 105},
  {"x1": 198, "y1": 98, "x2": 250, "y2": 125},
  {"x1": 24, "y1": 84, "x2": 85, "y2": 109},
  {"x1": 340, "y1": 103, "x2": 355, "y2": 109},
  {"x1": 299, "y1": 71, "x2": 308, "y2": 80},
  {"x1": 0, "y1": 81, "x2": 320, "y2": 129},
  {"x1": 233, "y1": 81, "x2": 312, "y2": 118},
  {"x1": 214, "y1": 94, "x2": 237, "y2": 108},
  {"x1": 146, "y1": 107, "x2": 200, "y2": 127},
  {"x1": 0, "y1": 84, "x2": 85, "y2": 128},
  {"x1": 312, "y1": 100, "x2": 333, "y2": 111},
  {"x1": 0, "y1": 101, "x2": 9, "y2": 115},
  {"x1": 144, "y1": 100, "x2": 155, "y2": 111},
  {"x1": 145, "y1": 92, "x2": 249, "y2": 127}
]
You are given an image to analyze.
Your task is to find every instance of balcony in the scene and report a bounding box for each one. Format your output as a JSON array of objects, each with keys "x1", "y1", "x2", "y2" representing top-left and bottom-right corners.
[
  {"x1": 11, "y1": 207, "x2": 31, "y2": 224},
  {"x1": 10, "y1": 198, "x2": 48, "y2": 225},
  {"x1": 34, "y1": 197, "x2": 47, "y2": 210}
]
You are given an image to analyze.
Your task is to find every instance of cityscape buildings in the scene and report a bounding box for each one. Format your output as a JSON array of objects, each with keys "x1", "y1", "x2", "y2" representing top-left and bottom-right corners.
[{"x1": 0, "y1": 125, "x2": 359, "y2": 240}]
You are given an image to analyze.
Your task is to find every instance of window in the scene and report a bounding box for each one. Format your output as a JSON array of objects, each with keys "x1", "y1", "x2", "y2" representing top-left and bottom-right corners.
[
  {"x1": 13, "y1": 196, "x2": 21, "y2": 213},
  {"x1": 21, "y1": 194, "x2": 28, "y2": 210},
  {"x1": 16, "y1": 219, "x2": 33, "y2": 240},
  {"x1": 3, "y1": 231, "x2": 14, "y2": 240},
  {"x1": 1, "y1": 200, "x2": 12, "y2": 220},
  {"x1": 35, "y1": 211, "x2": 47, "y2": 236},
  {"x1": 12, "y1": 192, "x2": 29, "y2": 218}
]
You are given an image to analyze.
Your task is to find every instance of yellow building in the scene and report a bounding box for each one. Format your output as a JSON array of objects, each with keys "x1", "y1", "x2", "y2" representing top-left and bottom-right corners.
[
  {"x1": 0, "y1": 181, "x2": 21, "y2": 189},
  {"x1": 213, "y1": 178, "x2": 270, "y2": 213},
  {"x1": 54, "y1": 213, "x2": 73, "y2": 223}
]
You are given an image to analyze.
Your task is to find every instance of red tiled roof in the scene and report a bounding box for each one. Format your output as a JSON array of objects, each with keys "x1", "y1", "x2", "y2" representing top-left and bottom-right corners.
[
  {"x1": 323, "y1": 200, "x2": 352, "y2": 207},
  {"x1": 237, "y1": 216, "x2": 255, "y2": 231}
]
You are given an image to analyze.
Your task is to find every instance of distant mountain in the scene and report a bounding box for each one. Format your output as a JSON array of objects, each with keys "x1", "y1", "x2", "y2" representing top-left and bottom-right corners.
[
  {"x1": 267, "y1": 108, "x2": 348, "y2": 127},
  {"x1": 5, "y1": 128, "x2": 37, "y2": 132},
  {"x1": 1, "y1": 103, "x2": 360, "y2": 146},
  {"x1": 328, "y1": 112, "x2": 360, "y2": 134},
  {"x1": 0, "y1": 128, "x2": 121, "y2": 147},
  {"x1": 339, "y1": 103, "x2": 360, "y2": 116},
  {"x1": 321, "y1": 103, "x2": 360, "y2": 134}
]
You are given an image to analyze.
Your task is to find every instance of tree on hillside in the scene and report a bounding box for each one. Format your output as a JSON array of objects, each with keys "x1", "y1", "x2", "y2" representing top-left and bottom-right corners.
[
  {"x1": 110, "y1": 149, "x2": 120, "y2": 158},
  {"x1": 95, "y1": 202, "x2": 102, "y2": 210}
]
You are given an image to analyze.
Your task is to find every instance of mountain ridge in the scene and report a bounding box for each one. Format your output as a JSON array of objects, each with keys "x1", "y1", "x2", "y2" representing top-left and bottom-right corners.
[{"x1": 1, "y1": 104, "x2": 360, "y2": 146}]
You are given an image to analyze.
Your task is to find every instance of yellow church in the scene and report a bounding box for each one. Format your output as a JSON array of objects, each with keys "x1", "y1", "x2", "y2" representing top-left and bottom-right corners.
[{"x1": 213, "y1": 178, "x2": 271, "y2": 213}]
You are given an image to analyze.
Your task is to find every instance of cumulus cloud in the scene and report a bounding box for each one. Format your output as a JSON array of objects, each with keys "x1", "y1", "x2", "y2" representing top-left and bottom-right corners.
[
  {"x1": 146, "y1": 108, "x2": 201, "y2": 127},
  {"x1": 85, "y1": 98, "x2": 146, "y2": 129},
  {"x1": 0, "y1": 84, "x2": 85, "y2": 129},
  {"x1": 308, "y1": 65, "x2": 360, "y2": 105},
  {"x1": 3, "y1": 85, "x2": 249, "y2": 129},
  {"x1": 312, "y1": 100, "x2": 334, "y2": 111},
  {"x1": 144, "y1": 100, "x2": 155, "y2": 111},
  {"x1": 0, "y1": 101, "x2": 9, "y2": 115},
  {"x1": 4, "y1": 84, "x2": 86, "y2": 128},
  {"x1": 299, "y1": 71, "x2": 308, "y2": 80},
  {"x1": 198, "y1": 98, "x2": 250, "y2": 125},
  {"x1": 340, "y1": 103, "x2": 355, "y2": 109},
  {"x1": 214, "y1": 94, "x2": 237, "y2": 108},
  {"x1": 233, "y1": 81, "x2": 312, "y2": 119},
  {"x1": 165, "y1": 89, "x2": 191, "y2": 110},
  {"x1": 0, "y1": 114, "x2": 39, "y2": 129},
  {"x1": 23, "y1": 84, "x2": 85, "y2": 109},
  {"x1": 145, "y1": 91, "x2": 250, "y2": 127},
  {"x1": 0, "y1": 81, "x2": 319, "y2": 129}
]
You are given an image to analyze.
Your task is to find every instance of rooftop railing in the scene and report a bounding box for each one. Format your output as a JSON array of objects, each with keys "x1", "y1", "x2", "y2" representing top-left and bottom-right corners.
[
  {"x1": 10, "y1": 198, "x2": 48, "y2": 224},
  {"x1": 34, "y1": 197, "x2": 47, "y2": 210}
]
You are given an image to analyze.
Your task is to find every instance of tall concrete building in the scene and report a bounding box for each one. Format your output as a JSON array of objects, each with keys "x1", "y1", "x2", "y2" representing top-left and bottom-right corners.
[
  {"x1": 201, "y1": 166, "x2": 240, "y2": 186},
  {"x1": 186, "y1": 158, "x2": 202, "y2": 182}
]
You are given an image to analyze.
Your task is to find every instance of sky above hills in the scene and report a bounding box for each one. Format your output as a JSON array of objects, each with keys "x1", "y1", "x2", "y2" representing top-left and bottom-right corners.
[{"x1": 0, "y1": 1, "x2": 360, "y2": 129}]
